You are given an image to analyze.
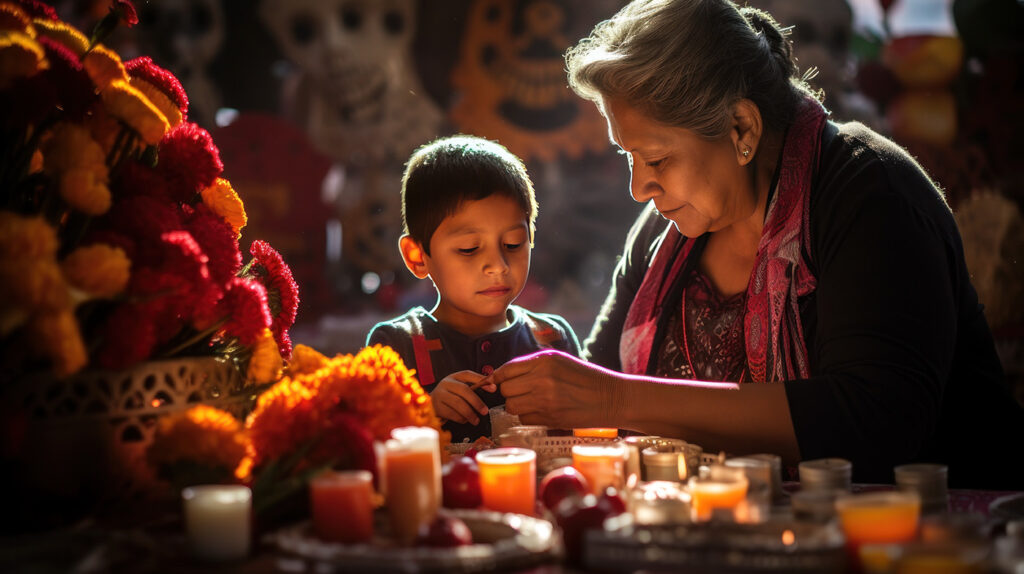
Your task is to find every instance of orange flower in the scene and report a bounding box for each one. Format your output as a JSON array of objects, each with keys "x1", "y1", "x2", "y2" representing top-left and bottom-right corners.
[
  {"x1": 0, "y1": 212, "x2": 58, "y2": 259},
  {"x1": 0, "y1": 4, "x2": 33, "y2": 35},
  {"x1": 41, "y1": 123, "x2": 111, "y2": 215},
  {"x1": 130, "y1": 75, "x2": 182, "y2": 128},
  {"x1": 100, "y1": 78, "x2": 169, "y2": 145},
  {"x1": 245, "y1": 344, "x2": 447, "y2": 471},
  {"x1": 246, "y1": 327, "x2": 283, "y2": 384},
  {"x1": 83, "y1": 44, "x2": 127, "y2": 89},
  {"x1": 287, "y1": 344, "x2": 330, "y2": 377},
  {"x1": 0, "y1": 30, "x2": 45, "y2": 88},
  {"x1": 61, "y1": 243, "x2": 130, "y2": 298},
  {"x1": 29, "y1": 309, "x2": 87, "y2": 376},
  {"x1": 31, "y1": 17, "x2": 86, "y2": 55},
  {"x1": 200, "y1": 178, "x2": 247, "y2": 237},
  {"x1": 148, "y1": 405, "x2": 249, "y2": 479}
]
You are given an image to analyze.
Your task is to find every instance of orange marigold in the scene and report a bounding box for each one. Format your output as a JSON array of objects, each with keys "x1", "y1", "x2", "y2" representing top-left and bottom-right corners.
[
  {"x1": 129, "y1": 75, "x2": 182, "y2": 128},
  {"x1": 0, "y1": 212, "x2": 57, "y2": 259},
  {"x1": 29, "y1": 309, "x2": 86, "y2": 376},
  {"x1": 41, "y1": 123, "x2": 111, "y2": 215},
  {"x1": 148, "y1": 405, "x2": 249, "y2": 480},
  {"x1": 0, "y1": 30, "x2": 45, "y2": 88},
  {"x1": 0, "y1": 4, "x2": 33, "y2": 35},
  {"x1": 200, "y1": 178, "x2": 247, "y2": 237},
  {"x1": 100, "y1": 78, "x2": 169, "y2": 145},
  {"x1": 246, "y1": 327, "x2": 283, "y2": 384},
  {"x1": 286, "y1": 343, "x2": 330, "y2": 377},
  {"x1": 82, "y1": 44, "x2": 127, "y2": 89},
  {"x1": 61, "y1": 243, "x2": 130, "y2": 298},
  {"x1": 31, "y1": 17, "x2": 86, "y2": 55}
]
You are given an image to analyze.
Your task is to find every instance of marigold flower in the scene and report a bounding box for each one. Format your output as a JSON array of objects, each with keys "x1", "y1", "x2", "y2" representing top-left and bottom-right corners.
[
  {"x1": 83, "y1": 43, "x2": 126, "y2": 90},
  {"x1": 0, "y1": 212, "x2": 57, "y2": 259},
  {"x1": 41, "y1": 123, "x2": 111, "y2": 215},
  {"x1": 0, "y1": 4, "x2": 33, "y2": 34},
  {"x1": 147, "y1": 405, "x2": 249, "y2": 484},
  {"x1": 100, "y1": 77, "x2": 169, "y2": 145},
  {"x1": 157, "y1": 122, "x2": 223, "y2": 200},
  {"x1": 125, "y1": 56, "x2": 188, "y2": 118},
  {"x1": 31, "y1": 17, "x2": 86, "y2": 55},
  {"x1": 0, "y1": 29, "x2": 44, "y2": 88},
  {"x1": 29, "y1": 309, "x2": 87, "y2": 376},
  {"x1": 129, "y1": 75, "x2": 181, "y2": 128},
  {"x1": 287, "y1": 344, "x2": 330, "y2": 377},
  {"x1": 246, "y1": 328, "x2": 283, "y2": 384},
  {"x1": 16, "y1": 1, "x2": 57, "y2": 21},
  {"x1": 61, "y1": 243, "x2": 130, "y2": 298},
  {"x1": 0, "y1": 258, "x2": 70, "y2": 312},
  {"x1": 200, "y1": 178, "x2": 246, "y2": 237}
]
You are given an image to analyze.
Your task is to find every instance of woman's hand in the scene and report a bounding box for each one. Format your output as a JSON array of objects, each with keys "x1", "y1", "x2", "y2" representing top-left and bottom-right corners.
[
  {"x1": 430, "y1": 370, "x2": 497, "y2": 425},
  {"x1": 490, "y1": 350, "x2": 618, "y2": 428}
]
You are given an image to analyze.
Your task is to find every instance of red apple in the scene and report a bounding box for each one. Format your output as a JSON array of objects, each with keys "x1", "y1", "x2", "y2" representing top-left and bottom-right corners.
[
  {"x1": 555, "y1": 493, "x2": 624, "y2": 567},
  {"x1": 539, "y1": 466, "x2": 589, "y2": 512},
  {"x1": 416, "y1": 513, "x2": 473, "y2": 547},
  {"x1": 463, "y1": 447, "x2": 479, "y2": 460},
  {"x1": 597, "y1": 486, "x2": 628, "y2": 515},
  {"x1": 442, "y1": 456, "x2": 482, "y2": 509}
]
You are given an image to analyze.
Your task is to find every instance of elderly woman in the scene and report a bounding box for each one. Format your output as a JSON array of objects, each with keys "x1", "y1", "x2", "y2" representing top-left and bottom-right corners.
[{"x1": 490, "y1": 0, "x2": 1024, "y2": 488}]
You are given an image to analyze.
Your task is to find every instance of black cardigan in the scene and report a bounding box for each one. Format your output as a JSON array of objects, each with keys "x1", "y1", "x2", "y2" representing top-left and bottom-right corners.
[{"x1": 584, "y1": 120, "x2": 1024, "y2": 489}]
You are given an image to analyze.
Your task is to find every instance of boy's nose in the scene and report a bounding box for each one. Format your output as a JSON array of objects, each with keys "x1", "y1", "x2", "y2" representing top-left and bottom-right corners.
[{"x1": 483, "y1": 251, "x2": 510, "y2": 274}]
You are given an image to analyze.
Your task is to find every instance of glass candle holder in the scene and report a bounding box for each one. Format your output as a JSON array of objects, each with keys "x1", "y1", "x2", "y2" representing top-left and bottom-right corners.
[
  {"x1": 382, "y1": 426, "x2": 441, "y2": 545},
  {"x1": 489, "y1": 405, "x2": 521, "y2": 439},
  {"x1": 630, "y1": 480, "x2": 692, "y2": 525},
  {"x1": 642, "y1": 442, "x2": 703, "y2": 482},
  {"x1": 310, "y1": 469, "x2": 374, "y2": 543},
  {"x1": 799, "y1": 457, "x2": 852, "y2": 492},
  {"x1": 748, "y1": 453, "x2": 784, "y2": 502},
  {"x1": 572, "y1": 441, "x2": 627, "y2": 495},
  {"x1": 687, "y1": 465, "x2": 749, "y2": 522},
  {"x1": 182, "y1": 485, "x2": 252, "y2": 562},
  {"x1": 476, "y1": 447, "x2": 537, "y2": 515},
  {"x1": 894, "y1": 463, "x2": 949, "y2": 515},
  {"x1": 835, "y1": 491, "x2": 921, "y2": 568},
  {"x1": 572, "y1": 428, "x2": 619, "y2": 438},
  {"x1": 622, "y1": 435, "x2": 662, "y2": 483}
]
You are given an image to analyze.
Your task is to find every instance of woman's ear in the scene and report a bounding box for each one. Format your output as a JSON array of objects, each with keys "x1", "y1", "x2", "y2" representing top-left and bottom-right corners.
[
  {"x1": 399, "y1": 235, "x2": 430, "y2": 279},
  {"x1": 731, "y1": 98, "x2": 763, "y2": 166}
]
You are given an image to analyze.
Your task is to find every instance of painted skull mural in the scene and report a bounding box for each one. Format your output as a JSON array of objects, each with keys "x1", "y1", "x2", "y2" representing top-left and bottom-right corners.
[{"x1": 260, "y1": 0, "x2": 443, "y2": 167}]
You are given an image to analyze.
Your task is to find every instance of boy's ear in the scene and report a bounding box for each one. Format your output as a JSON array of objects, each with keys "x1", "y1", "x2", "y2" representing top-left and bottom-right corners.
[{"x1": 399, "y1": 235, "x2": 430, "y2": 279}]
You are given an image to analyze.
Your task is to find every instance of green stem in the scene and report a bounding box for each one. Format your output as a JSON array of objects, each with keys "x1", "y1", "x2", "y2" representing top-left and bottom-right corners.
[{"x1": 157, "y1": 317, "x2": 229, "y2": 358}]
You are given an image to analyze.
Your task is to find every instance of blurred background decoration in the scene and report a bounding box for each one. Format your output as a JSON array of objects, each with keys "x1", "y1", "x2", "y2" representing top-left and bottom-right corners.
[{"x1": 49, "y1": 0, "x2": 1024, "y2": 402}]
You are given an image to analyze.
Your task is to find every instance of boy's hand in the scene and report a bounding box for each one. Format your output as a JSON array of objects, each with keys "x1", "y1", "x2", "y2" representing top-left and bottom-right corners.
[{"x1": 431, "y1": 370, "x2": 497, "y2": 425}]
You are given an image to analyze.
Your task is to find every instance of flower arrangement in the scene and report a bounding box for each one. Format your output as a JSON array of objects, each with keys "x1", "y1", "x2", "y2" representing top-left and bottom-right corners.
[
  {"x1": 0, "y1": 0, "x2": 297, "y2": 384},
  {"x1": 147, "y1": 344, "x2": 449, "y2": 518}
]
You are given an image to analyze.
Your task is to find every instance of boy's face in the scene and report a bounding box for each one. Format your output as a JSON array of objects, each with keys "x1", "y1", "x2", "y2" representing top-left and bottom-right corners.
[{"x1": 414, "y1": 194, "x2": 531, "y2": 336}]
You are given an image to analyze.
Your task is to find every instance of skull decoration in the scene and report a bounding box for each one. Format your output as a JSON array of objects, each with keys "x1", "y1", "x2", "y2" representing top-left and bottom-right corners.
[
  {"x1": 748, "y1": 0, "x2": 854, "y2": 113},
  {"x1": 135, "y1": 0, "x2": 225, "y2": 127},
  {"x1": 450, "y1": 0, "x2": 614, "y2": 163},
  {"x1": 260, "y1": 0, "x2": 442, "y2": 167}
]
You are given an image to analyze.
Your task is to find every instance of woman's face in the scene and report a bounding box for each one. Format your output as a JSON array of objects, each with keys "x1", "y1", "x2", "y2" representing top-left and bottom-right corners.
[{"x1": 603, "y1": 97, "x2": 755, "y2": 237}]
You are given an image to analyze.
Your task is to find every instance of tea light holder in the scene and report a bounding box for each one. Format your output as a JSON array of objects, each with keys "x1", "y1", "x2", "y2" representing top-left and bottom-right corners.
[
  {"x1": 500, "y1": 425, "x2": 548, "y2": 449},
  {"x1": 747, "y1": 453, "x2": 784, "y2": 502},
  {"x1": 310, "y1": 470, "x2": 375, "y2": 543},
  {"x1": 688, "y1": 464, "x2": 749, "y2": 522},
  {"x1": 834, "y1": 490, "x2": 922, "y2": 569},
  {"x1": 477, "y1": 447, "x2": 537, "y2": 515},
  {"x1": 642, "y1": 442, "x2": 703, "y2": 482},
  {"x1": 799, "y1": 458, "x2": 852, "y2": 492},
  {"x1": 182, "y1": 485, "x2": 252, "y2": 562},
  {"x1": 622, "y1": 435, "x2": 663, "y2": 483},
  {"x1": 894, "y1": 463, "x2": 948, "y2": 515},
  {"x1": 572, "y1": 428, "x2": 619, "y2": 439},
  {"x1": 629, "y1": 480, "x2": 692, "y2": 525},
  {"x1": 791, "y1": 488, "x2": 844, "y2": 523},
  {"x1": 572, "y1": 441, "x2": 627, "y2": 495}
]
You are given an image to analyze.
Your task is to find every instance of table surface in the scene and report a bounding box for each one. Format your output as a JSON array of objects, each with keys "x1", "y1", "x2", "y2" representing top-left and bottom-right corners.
[{"x1": 2, "y1": 485, "x2": 1020, "y2": 574}]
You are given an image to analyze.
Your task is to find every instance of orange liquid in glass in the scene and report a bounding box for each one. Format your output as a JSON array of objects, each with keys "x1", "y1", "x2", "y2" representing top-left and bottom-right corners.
[
  {"x1": 689, "y1": 477, "x2": 749, "y2": 521},
  {"x1": 477, "y1": 448, "x2": 536, "y2": 516},
  {"x1": 573, "y1": 428, "x2": 619, "y2": 438},
  {"x1": 310, "y1": 470, "x2": 374, "y2": 543},
  {"x1": 385, "y1": 447, "x2": 440, "y2": 545}
]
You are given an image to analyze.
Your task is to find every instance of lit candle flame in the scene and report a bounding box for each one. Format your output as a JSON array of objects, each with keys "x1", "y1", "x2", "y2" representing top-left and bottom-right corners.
[
  {"x1": 677, "y1": 452, "x2": 688, "y2": 480},
  {"x1": 782, "y1": 529, "x2": 795, "y2": 546}
]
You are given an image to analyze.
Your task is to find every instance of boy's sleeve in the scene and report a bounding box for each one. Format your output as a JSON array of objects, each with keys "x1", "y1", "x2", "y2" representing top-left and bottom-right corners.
[
  {"x1": 547, "y1": 314, "x2": 582, "y2": 357},
  {"x1": 365, "y1": 323, "x2": 394, "y2": 348}
]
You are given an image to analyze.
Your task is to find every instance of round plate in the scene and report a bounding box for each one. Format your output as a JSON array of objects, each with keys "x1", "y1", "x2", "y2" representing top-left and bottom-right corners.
[
  {"x1": 990, "y1": 492, "x2": 1024, "y2": 521},
  {"x1": 267, "y1": 508, "x2": 556, "y2": 573}
]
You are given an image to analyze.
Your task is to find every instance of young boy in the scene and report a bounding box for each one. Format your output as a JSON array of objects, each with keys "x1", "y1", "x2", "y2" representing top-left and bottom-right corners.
[{"x1": 366, "y1": 135, "x2": 580, "y2": 443}]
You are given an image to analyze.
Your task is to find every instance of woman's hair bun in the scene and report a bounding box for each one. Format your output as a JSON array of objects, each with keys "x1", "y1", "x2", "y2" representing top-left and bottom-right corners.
[{"x1": 739, "y1": 6, "x2": 798, "y2": 79}]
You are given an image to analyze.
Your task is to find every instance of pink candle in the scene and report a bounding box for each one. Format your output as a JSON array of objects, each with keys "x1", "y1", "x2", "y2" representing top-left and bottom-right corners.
[
  {"x1": 572, "y1": 442, "x2": 626, "y2": 495},
  {"x1": 383, "y1": 427, "x2": 441, "y2": 545},
  {"x1": 310, "y1": 470, "x2": 374, "y2": 543},
  {"x1": 476, "y1": 448, "x2": 536, "y2": 515}
]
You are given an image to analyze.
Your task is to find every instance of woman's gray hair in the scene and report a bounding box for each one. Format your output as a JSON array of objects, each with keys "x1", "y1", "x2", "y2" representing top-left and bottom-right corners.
[{"x1": 565, "y1": 0, "x2": 820, "y2": 139}]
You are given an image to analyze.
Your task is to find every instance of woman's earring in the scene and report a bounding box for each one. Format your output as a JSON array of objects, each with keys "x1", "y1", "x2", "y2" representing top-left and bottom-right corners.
[{"x1": 742, "y1": 147, "x2": 751, "y2": 158}]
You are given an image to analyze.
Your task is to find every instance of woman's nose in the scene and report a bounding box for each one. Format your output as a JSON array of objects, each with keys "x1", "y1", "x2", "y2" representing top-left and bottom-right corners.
[{"x1": 630, "y1": 166, "x2": 661, "y2": 203}]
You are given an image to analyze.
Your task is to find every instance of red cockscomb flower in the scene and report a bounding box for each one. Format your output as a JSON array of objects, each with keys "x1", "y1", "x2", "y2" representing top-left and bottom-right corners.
[
  {"x1": 220, "y1": 277, "x2": 272, "y2": 345},
  {"x1": 125, "y1": 56, "x2": 188, "y2": 117},
  {"x1": 247, "y1": 240, "x2": 299, "y2": 360},
  {"x1": 94, "y1": 303, "x2": 157, "y2": 369},
  {"x1": 112, "y1": 162, "x2": 172, "y2": 201},
  {"x1": 105, "y1": 194, "x2": 184, "y2": 263},
  {"x1": 185, "y1": 203, "x2": 241, "y2": 287},
  {"x1": 157, "y1": 122, "x2": 223, "y2": 202},
  {"x1": 111, "y1": 0, "x2": 138, "y2": 27}
]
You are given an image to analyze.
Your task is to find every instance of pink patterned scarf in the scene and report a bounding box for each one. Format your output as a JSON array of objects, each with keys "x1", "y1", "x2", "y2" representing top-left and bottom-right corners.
[{"x1": 620, "y1": 97, "x2": 827, "y2": 382}]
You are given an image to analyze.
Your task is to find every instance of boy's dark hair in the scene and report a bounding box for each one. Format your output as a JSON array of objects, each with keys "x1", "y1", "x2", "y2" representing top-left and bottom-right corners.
[{"x1": 401, "y1": 135, "x2": 538, "y2": 255}]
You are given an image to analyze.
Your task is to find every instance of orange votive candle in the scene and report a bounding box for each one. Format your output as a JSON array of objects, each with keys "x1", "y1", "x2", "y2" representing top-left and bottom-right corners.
[
  {"x1": 572, "y1": 442, "x2": 627, "y2": 495},
  {"x1": 688, "y1": 468, "x2": 749, "y2": 522},
  {"x1": 383, "y1": 427, "x2": 441, "y2": 545},
  {"x1": 476, "y1": 448, "x2": 536, "y2": 516},
  {"x1": 573, "y1": 428, "x2": 619, "y2": 438},
  {"x1": 310, "y1": 470, "x2": 374, "y2": 543},
  {"x1": 835, "y1": 491, "x2": 921, "y2": 550}
]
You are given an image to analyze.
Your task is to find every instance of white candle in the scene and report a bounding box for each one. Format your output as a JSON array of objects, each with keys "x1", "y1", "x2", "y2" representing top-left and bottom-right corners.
[{"x1": 182, "y1": 485, "x2": 252, "y2": 561}]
